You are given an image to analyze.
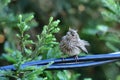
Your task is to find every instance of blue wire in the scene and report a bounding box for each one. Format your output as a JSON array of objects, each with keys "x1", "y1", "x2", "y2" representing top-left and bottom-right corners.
[
  {"x1": 23, "y1": 52, "x2": 120, "y2": 66},
  {"x1": 0, "y1": 52, "x2": 120, "y2": 70},
  {"x1": 46, "y1": 59, "x2": 118, "y2": 70}
]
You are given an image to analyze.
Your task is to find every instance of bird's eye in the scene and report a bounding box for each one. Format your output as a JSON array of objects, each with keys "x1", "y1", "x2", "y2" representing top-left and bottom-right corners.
[{"x1": 71, "y1": 32, "x2": 74, "y2": 36}]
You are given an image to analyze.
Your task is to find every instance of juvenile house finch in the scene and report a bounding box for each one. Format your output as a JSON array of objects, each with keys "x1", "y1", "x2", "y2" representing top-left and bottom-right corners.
[{"x1": 60, "y1": 28, "x2": 89, "y2": 59}]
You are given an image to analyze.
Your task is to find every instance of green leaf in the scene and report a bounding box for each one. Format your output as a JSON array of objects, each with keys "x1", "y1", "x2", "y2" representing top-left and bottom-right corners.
[
  {"x1": 16, "y1": 34, "x2": 21, "y2": 38},
  {"x1": 25, "y1": 48, "x2": 32, "y2": 54},
  {"x1": 51, "y1": 20, "x2": 60, "y2": 27},
  {"x1": 0, "y1": 70, "x2": 13, "y2": 77},
  {"x1": 33, "y1": 17, "x2": 60, "y2": 59},
  {"x1": 18, "y1": 14, "x2": 22, "y2": 23},
  {"x1": 57, "y1": 71, "x2": 67, "y2": 80},
  {"x1": 44, "y1": 71, "x2": 53, "y2": 80},
  {"x1": 24, "y1": 40, "x2": 34, "y2": 45},
  {"x1": 25, "y1": 14, "x2": 34, "y2": 22},
  {"x1": 97, "y1": 25, "x2": 108, "y2": 33},
  {"x1": 24, "y1": 34, "x2": 30, "y2": 40},
  {"x1": 2, "y1": 54, "x2": 16, "y2": 63},
  {"x1": 49, "y1": 17, "x2": 53, "y2": 24},
  {"x1": 25, "y1": 61, "x2": 54, "y2": 78},
  {"x1": 42, "y1": 25, "x2": 48, "y2": 34},
  {"x1": 4, "y1": 41, "x2": 13, "y2": 53},
  {"x1": 23, "y1": 25, "x2": 30, "y2": 32},
  {"x1": 47, "y1": 48, "x2": 52, "y2": 58}
]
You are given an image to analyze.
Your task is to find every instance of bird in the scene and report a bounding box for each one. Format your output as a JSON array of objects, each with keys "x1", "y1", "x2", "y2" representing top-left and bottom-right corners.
[{"x1": 60, "y1": 28, "x2": 89, "y2": 60}]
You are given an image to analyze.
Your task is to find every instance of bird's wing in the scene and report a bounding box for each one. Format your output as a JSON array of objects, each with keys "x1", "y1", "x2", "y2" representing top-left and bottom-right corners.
[
  {"x1": 76, "y1": 40, "x2": 89, "y2": 53},
  {"x1": 77, "y1": 45, "x2": 88, "y2": 53}
]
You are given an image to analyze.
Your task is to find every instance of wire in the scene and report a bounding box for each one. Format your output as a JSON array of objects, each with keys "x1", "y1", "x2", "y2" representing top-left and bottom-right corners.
[
  {"x1": 25, "y1": 52, "x2": 120, "y2": 66},
  {"x1": 0, "y1": 52, "x2": 120, "y2": 70},
  {"x1": 46, "y1": 59, "x2": 118, "y2": 70}
]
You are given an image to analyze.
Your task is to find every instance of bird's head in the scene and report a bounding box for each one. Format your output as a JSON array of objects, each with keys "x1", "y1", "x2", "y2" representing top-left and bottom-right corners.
[{"x1": 66, "y1": 28, "x2": 79, "y2": 39}]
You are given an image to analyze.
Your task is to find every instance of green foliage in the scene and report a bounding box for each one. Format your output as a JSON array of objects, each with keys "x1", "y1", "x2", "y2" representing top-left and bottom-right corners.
[
  {"x1": 45, "y1": 70, "x2": 80, "y2": 80},
  {"x1": 23, "y1": 61, "x2": 54, "y2": 80},
  {"x1": 99, "y1": 0, "x2": 120, "y2": 51},
  {"x1": 81, "y1": 1, "x2": 120, "y2": 79},
  {"x1": 0, "y1": 14, "x2": 61, "y2": 79},
  {"x1": 98, "y1": 0, "x2": 120, "y2": 80},
  {"x1": 102, "y1": 0, "x2": 120, "y2": 22},
  {"x1": 32, "y1": 17, "x2": 60, "y2": 59},
  {"x1": 82, "y1": 0, "x2": 120, "y2": 52}
]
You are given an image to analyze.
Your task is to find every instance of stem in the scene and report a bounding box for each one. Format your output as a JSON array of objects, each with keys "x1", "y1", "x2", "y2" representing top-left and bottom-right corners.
[
  {"x1": 30, "y1": 39, "x2": 43, "y2": 60},
  {"x1": 20, "y1": 31, "x2": 25, "y2": 56}
]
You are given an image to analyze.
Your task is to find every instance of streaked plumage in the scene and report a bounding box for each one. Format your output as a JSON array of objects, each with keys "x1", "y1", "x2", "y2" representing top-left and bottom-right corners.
[{"x1": 60, "y1": 28, "x2": 89, "y2": 56}]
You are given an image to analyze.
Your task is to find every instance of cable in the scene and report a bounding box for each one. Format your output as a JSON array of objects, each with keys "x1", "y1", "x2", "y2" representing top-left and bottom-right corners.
[{"x1": 0, "y1": 52, "x2": 120, "y2": 70}]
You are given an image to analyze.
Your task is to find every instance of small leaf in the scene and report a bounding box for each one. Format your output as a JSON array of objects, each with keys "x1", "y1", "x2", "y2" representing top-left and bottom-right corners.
[
  {"x1": 53, "y1": 28, "x2": 60, "y2": 33},
  {"x1": 50, "y1": 42, "x2": 59, "y2": 45},
  {"x1": 24, "y1": 34, "x2": 30, "y2": 40},
  {"x1": 16, "y1": 34, "x2": 20, "y2": 38},
  {"x1": 18, "y1": 14, "x2": 22, "y2": 22},
  {"x1": 42, "y1": 25, "x2": 48, "y2": 34},
  {"x1": 47, "y1": 48, "x2": 52, "y2": 58},
  {"x1": 25, "y1": 15, "x2": 34, "y2": 22},
  {"x1": 57, "y1": 71, "x2": 67, "y2": 80},
  {"x1": 2, "y1": 54, "x2": 16, "y2": 63},
  {"x1": 25, "y1": 61, "x2": 54, "y2": 77},
  {"x1": 36, "y1": 35, "x2": 41, "y2": 41},
  {"x1": 25, "y1": 48, "x2": 32, "y2": 54},
  {"x1": 51, "y1": 20, "x2": 60, "y2": 27},
  {"x1": 49, "y1": 17, "x2": 53, "y2": 24},
  {"x1": 23, "y1": 25, "x2": 30, "y2": 32},
  {"x1": 24, "y1": 40, "x2": 34, "y2": 45},
  {"x1": 97, "y1": 25, "x2": 108, "y2": 33}
]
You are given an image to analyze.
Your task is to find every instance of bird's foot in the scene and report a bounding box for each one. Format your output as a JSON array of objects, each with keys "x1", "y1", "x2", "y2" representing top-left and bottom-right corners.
[
  {"x1": 74, "y1": 55, "x2": 78, "y2": 62},
  {"x1": 62, "y1": 57, "x2": 65, "y2": 62}
]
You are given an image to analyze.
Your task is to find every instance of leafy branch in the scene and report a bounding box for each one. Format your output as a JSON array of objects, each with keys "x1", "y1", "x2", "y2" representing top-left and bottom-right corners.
[
  {"x1": 0, "y1": 14, "x2": 60, "y2": 79},
  {"x1": 31, "y1": 17, "x2": 60, "y2": 59}
]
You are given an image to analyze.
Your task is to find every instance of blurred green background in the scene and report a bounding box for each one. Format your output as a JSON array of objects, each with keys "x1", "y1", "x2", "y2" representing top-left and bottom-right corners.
[{"x1": 0, "y1": 0, "x2": 120, "y2": 80}]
